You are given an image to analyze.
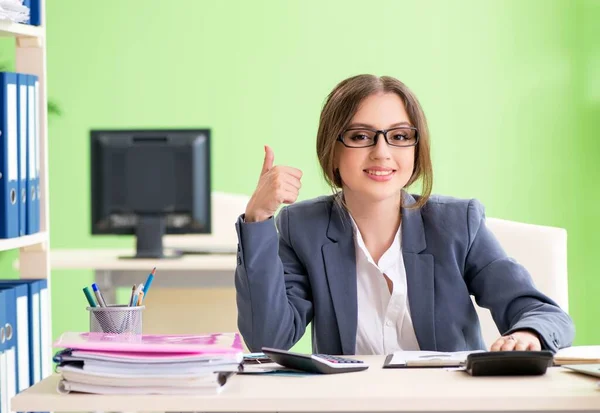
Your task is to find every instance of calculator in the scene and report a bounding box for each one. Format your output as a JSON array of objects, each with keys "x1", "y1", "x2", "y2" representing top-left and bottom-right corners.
[{"x1": 261, "y1": 347, "x2": 369, "y2": 374}]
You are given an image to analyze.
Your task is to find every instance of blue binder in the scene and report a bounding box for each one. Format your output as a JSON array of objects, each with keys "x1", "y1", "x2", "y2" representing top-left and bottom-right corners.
[
  {"x1": 36, "y1": 279, "x2": 50, "y2": 379},
  {"x1": 25, "y1": 75, "x2": 38, "y2": 235},
  {"x1": 0, "y1": 280, "x2": 41, "y2": 386},
  {"x1": 17, "y1": 74, "x2": 28, "y2": 237},
  {"x1": 29, "y1": 0, "x2": 41, "y2": 26},
  {"x1": 33, "y1": 76, "x2": 40, "y2": 234},
  {"x1": 0, "y1": 288, "x2": 17, "y2": 413},
  {"x1": 0, "y1": 72, "x2": 19, "y2": 239},
  {"x1": 0, "y1": 289, "x2": 7, "y2": 413},
  {"x1": 0, "y1": 284, "x2": 30, "y2": 392}
]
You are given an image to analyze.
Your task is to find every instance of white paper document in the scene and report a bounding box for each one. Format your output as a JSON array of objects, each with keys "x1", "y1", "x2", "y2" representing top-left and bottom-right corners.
[{"x1": 385, "y1": 350, "x2": 483, "y2": 367}]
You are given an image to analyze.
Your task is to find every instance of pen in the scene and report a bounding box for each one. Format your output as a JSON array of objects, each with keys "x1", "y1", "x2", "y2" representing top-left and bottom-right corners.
[
  {"x1": 142, "y1": 267, "x2": 156, "y2": 299},
  {"x1": 127, "y1": 284, "x2": 136, "y2": 307},
  {"x1": 91, "y1": 283, "x2": 107, "y2": 307},
  {"x1": 83, "y1": 287, "x2": 97, "y2": 308}
]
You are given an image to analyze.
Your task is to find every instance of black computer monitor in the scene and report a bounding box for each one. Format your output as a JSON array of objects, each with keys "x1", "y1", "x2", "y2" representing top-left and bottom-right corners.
[{"x1": 90, "y1": 129, "x2": 211, "y2": 259}]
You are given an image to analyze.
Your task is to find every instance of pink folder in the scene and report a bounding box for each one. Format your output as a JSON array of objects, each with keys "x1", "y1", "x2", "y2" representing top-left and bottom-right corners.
[{"x1": 54, "y1": 332, "x2": 243, "y2": 354}]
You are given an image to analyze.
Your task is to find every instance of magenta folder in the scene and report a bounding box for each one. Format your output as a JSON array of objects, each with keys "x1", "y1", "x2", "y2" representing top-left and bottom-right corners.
[{"x1": 54, "y1": 332, "x2": 243, "y2": 354}]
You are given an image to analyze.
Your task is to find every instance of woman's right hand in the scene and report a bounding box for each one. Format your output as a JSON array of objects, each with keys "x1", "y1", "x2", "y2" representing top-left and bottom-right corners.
[{"x1": 244, "y1": 145, "x2": 303, "y2": 222}]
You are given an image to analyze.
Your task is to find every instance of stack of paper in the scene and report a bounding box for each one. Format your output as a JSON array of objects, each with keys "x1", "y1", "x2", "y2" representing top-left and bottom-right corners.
[
  {"x1": 53, "y1": 332, "x2": 243, "y2": 395},
  {"x1": 554, "y1": 346, "x2": 600, "y2": 366},
  {"x1": 0, "y1": 0, "x2": 28, "y2": 22}
]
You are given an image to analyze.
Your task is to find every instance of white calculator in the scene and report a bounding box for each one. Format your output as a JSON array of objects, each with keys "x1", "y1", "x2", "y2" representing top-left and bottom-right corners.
[{"x1": 262, "y1": 347, "x2": 369, "y2": 374}]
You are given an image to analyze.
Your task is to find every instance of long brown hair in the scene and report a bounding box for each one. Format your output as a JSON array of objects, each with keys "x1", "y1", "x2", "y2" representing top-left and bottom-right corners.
[{"x1": 316, "y1": 74, "x2": 433, "y2": 209}]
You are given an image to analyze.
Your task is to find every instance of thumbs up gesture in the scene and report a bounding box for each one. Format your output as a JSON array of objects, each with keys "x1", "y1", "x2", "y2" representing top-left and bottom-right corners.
[{"x1": 244, "y1": 146, "x2": 303, "y2": 223}]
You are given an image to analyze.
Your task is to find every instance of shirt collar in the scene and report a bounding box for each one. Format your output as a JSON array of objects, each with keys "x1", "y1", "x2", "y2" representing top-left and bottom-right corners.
[{"x1": 349, "y1": 215, "x2": 402, "y2": 272}]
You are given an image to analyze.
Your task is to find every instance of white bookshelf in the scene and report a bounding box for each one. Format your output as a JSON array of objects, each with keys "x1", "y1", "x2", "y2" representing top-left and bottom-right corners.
[
  {"x1": 11, "y1": 0, "x2": 50, "y2": 281},
  {"x1": 0, "y1": 231, "x2": 47, "y2": 252},
  {"x1": 0, "y1": 20, "x2": 44, "y2": 38},
  {"x1": 1, "y1": 0, "x2": 51, "y2": 382}
]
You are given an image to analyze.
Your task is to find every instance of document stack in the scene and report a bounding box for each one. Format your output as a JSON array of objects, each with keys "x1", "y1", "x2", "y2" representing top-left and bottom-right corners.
[
  {"x1": 0, "y1": 0, "x2": 28, "y2": 23},
  {"x1": 53, "y1": 332, "x2": 244, "y2": 395},
  {"x1": 0, "y1": 0, "x2": 41, "y2": 25}
]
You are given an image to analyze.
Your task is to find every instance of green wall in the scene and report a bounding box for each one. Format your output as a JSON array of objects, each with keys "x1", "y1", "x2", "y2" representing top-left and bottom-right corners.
[{"x1": 1, "y1": 0, "x2": 598, "y2": 351}]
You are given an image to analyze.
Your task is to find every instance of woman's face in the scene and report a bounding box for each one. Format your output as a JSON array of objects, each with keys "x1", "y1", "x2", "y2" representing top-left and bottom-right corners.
[{"x1": 335, "y1": 92, "x2": 416, "y2": 203}]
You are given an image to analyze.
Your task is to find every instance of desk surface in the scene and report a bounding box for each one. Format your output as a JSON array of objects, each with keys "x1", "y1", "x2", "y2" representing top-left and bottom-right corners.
[
  {"x1": 12, "y1": 356, "x2": 600, "y2": 412},
  {"x1": 50, "y1": 249, "x2": 236, "y2": 271}
]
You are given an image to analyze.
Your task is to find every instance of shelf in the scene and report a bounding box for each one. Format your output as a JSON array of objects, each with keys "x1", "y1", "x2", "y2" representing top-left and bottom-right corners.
[
  {"x1": 0, "y1": 20, "x2": 43, "y2": 38},
  {"x1": 0, "y1": 232, "x2": 47, "y2": 252}
]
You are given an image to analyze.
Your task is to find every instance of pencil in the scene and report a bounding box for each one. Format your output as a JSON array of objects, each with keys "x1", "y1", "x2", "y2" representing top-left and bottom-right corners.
[
  {"x1": 128, "y1": 284, "x2": 136, "y2": 307},
  {"x1": 137, "y1": 291, "x2": 145, "y2": 306},
  {"x1": 142, "y1": 267, "x2": 156, "y2": 299}
]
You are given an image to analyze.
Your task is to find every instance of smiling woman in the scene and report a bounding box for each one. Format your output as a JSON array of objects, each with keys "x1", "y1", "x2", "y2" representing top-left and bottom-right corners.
[
  {"x1": 317, "y1": 76, "x2": 432, "y2": 211},
  {"x1": 234, "y1": 74, "x2": 574, "y2": 357}
]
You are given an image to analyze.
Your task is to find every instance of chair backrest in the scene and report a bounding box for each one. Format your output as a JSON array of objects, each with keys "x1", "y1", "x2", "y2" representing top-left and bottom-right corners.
[
  {"x1": 163, "y1": 191, "x2": 250, "y2": 249},
  {"x1": 474, "y1": 217, "x2": 569, "y2": 347}
]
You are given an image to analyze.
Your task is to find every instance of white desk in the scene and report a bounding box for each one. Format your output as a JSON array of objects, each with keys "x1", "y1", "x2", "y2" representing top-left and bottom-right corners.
[
  {"x1": 51, "y1": 248, "x2": 237, "y2": 271},
  {"x1": 12, "y1": 356, "x2": 600, "y2": 412},
  {"x1": 51, "y1": 248, "x2": 237, "y2": 304}
]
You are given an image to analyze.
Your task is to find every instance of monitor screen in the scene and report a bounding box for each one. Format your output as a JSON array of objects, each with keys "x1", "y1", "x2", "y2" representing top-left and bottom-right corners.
[{"x1": 91, "y1": 129, "x2": 211, "y2": 258}]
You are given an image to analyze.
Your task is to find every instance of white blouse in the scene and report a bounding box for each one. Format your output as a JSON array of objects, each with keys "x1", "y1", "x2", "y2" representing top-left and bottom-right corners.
[{"x1": 351, "y1": 218, "x2": 421, "y2": 355}]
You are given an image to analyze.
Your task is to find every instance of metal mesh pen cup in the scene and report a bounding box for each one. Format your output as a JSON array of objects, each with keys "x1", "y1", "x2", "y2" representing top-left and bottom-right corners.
[{"x1": 87, "y1": 305, "x2": 144, "y2": 334}]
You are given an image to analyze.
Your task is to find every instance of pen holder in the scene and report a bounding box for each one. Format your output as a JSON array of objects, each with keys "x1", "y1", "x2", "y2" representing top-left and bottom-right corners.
[{"x1": 87, "y1": 305, "x2": 144, "y2": 334}]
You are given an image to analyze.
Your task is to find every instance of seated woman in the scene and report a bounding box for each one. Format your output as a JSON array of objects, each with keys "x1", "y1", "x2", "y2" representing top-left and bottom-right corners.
[{"x1": 234, "y1": 74, "x2": 574, "y2": 355}]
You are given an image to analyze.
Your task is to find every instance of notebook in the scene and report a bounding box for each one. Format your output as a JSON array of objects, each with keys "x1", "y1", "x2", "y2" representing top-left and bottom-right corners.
[
  {"x1": 553, "y1": 346, "x2": 600, "y2": 366},
  {"x1": 54, "y1": 349, "x2": 243, "y2": 364},
  {"x1": 56, "y1": 364, "x2": 231, "y2": 387},
  {"x1": 54, "y1": 332, "x2": 243, "y2": 354},
  {"x1": 57, "y1": 371, "x2": 234, "y2": 395},
  {"x1": 561, "y1": 364, "x2": 600, "y2": 378},
  {"x1": 383, "y1": 350, "x2": 483, "y2": 368},
  {"x1": 58, "y1": 380, "x2": 230, "y2": 395}
]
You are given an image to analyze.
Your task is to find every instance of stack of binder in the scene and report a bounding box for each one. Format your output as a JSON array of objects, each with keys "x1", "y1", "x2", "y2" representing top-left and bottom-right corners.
[
  {"x1": 0, "y1": 71, "x2": 41, "y2": 239},
  {"x1": 53, "y1": 331, "x2": 244, "y2": 395},
  {"x1": 0, "y1": 279, "x2": 50, "y2": 413}
]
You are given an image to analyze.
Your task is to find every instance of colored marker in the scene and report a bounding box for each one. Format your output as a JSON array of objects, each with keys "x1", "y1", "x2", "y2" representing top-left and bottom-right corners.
[
  {"x1": 142, "y1": 267, "x2": 156, "y2": 299},
  {"x1": 83, "y1": 287, "x2": 97, "y2": 308},
  {"x1": 92, "y1": 283, "x2": 107, "y2": 307}
]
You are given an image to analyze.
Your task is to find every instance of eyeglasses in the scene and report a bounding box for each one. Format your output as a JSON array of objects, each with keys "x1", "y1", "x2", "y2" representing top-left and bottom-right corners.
[{"x1": 337, "y1": 127, "x2": 419, "y2": 148}]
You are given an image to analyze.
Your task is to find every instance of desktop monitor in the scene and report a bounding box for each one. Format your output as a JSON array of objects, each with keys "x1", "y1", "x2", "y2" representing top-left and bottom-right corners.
[{"x1": 91, "y1": 129, "x2": 211, "y2": 258}]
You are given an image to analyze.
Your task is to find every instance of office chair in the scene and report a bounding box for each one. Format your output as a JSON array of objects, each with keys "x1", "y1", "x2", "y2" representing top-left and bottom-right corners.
[{"x1": 475, "y1": 217, "x2": 569, "y2": 347}]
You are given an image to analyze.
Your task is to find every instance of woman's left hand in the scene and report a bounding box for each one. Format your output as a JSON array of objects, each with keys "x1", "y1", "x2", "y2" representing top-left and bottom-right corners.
[{"x1": 490, "y1": 330, "x2": 541, "y2": 351}]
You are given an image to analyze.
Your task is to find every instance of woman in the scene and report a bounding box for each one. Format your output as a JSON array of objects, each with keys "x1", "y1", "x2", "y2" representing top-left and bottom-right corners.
[{"x1": 234, "y1": 74, "x2": 574, "y2": 355}]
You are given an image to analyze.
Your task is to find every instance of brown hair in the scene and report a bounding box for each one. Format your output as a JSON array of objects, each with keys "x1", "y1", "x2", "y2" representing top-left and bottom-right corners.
[{"x1": 316, "y1": 74, "x2": 433, "y2": 209}]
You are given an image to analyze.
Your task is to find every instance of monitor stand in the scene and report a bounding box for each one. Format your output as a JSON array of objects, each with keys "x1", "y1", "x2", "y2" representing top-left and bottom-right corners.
[{"x1": 120, "y1": 215, "x2": 182, "y2": 259}]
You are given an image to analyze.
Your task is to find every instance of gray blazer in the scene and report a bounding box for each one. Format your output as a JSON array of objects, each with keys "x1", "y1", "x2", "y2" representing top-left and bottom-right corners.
[{"x1": 234, "y1": 192, "x2": 574, "y2": 355}]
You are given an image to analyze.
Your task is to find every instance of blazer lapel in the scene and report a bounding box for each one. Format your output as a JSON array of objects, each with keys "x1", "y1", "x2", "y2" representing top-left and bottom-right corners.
[
  {"x1": 401, "y1": 192, "x2": 437, "y2": 351},
  {"x1": 322, "y1": 199, "x2": 357, "y2": 355}
]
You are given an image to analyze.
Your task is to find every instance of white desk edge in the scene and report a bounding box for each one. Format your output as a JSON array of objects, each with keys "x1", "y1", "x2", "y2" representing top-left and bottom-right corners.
[{"x1": 11, "y1": 356, "x2": 600, "y2": 412}]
